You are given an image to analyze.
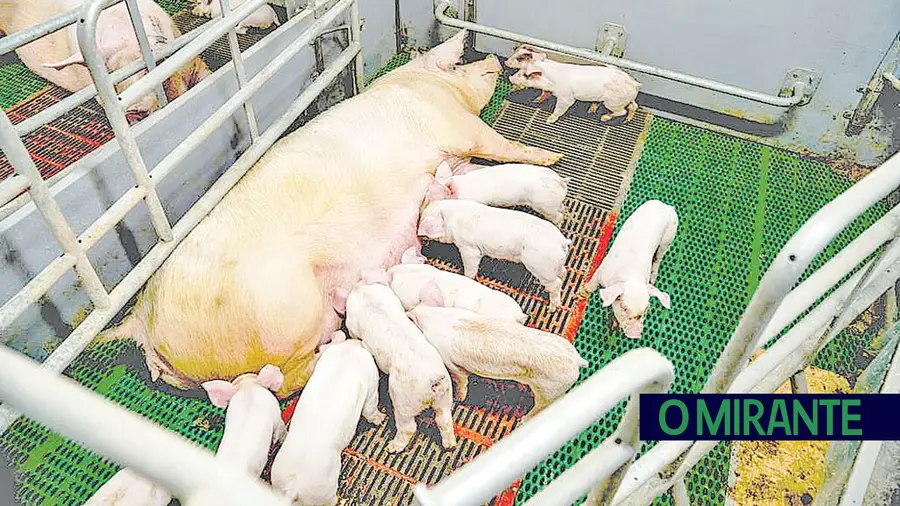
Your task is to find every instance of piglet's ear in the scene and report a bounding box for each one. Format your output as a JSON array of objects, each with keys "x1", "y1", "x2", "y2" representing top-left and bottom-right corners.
[
  {"x1": 201, "y1": 380, "x2": 238, "y2": 409},
  {"x1": 418, "y1": 279, "x2": 445, "y2": 307},
  {"x1": 648, "y1": 285, "x2": 671, "y2": 309},
  {"x1": 256, "y1": 364, "x2": 285, "y2": 392},
  {"x1": 418, "y1": 215, "x2": 444, "y2": 238},
  {"x1": 598, "y1": 283, "x2": 625, "y2": 307},
  {"x1": 401, "y1": 246, "x2": 427, "y2": 265},
  {"x1": 331, "y1": 287, "x2": 350, "y2": 315}
]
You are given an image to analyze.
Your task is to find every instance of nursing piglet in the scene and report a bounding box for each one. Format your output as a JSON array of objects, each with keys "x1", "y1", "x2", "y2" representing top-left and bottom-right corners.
[
  {"x1": 83, "y1": 469, "x2": 170, "y2": 506},
  {"x1": 192, "y1": 0, "x2": 280, "y2": 34},
  {"x1": 270, "y1": 335, "x2": 383, "y2": 506},
  {"x1": 388, "y1": 247, "x2": 528, "y2": 324},
  {"x1": 438, "y1": 162, "x2": 570, "y2": 226},
  {"x1": 418, "y1": 199, "x2": 571, "y2": 308},
  {"x1": 578, "y1": 199, "x2": 678, "y2": 339},
  {"x1": 407, "y1": 305, "x2": 587, "y2": 417},
  {"x1": 201, "y1": 365, "x2": 287, "y2": 478},
  {"x1": 507, "y1": 46, "x2": 640, "y2": 124},
  {"x1": 333, "y1": 270, "x2": 456, "y2": 453}
]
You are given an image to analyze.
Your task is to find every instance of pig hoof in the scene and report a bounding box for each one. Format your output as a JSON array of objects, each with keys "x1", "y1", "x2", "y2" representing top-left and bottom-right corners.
[
  {"x1": 600, "y1": 114, "x2": 612, "y2": 122},
  {"x1": 545, "y1": 115, "x2": 560, "y2": 124},
  {"x1": 386, "y1": 440, "x2": 410, "y2": 453},
  {"x1": 367, "y1": 412, "x2": 387, "y2": 426},
  {"x1": 441, "y1": 438, "x2": 458, "y2": 451},
  {"x1": 576, "y1": 288, "x2": 591, "y2": 299}
]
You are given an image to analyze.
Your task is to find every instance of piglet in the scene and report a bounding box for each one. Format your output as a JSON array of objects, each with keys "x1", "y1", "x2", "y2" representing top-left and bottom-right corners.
[
  {"x1": 83, "y1": 468, "x2": 170, "y2": 506},
  {"x1": 578, "y1": 199, "x2": 678, "y2": 339},
  {"x1": 192, "y1": 0, "x2": 280, "y2": 34},
  {"x1": 507, "y1": 46, "x2": 640, "y2": 124},
  {"x1": 418, "y1": 199, "x2": 571, "y2": 308},
  {"x1": 332, "y1": 270, "x2": 457, "y2": 453},
  {"x1": 201, "y1": 364, "x2": 287, "y2": 478},
  {"x1": 437, "y1": 162, "x2": 570, "y2": 226},
  {"x1": 407, "y1": 305, "x2": 587, "y2": 417},
  {"x1": 388, "y1": 246, "x2": 528, "y2": 324},
  {"x1": 270, "y1": 334, "x2": 383, "y2": 506}
]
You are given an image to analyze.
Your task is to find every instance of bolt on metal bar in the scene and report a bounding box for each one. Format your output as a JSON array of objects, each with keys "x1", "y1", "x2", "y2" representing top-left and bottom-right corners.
[
  {"x1": 0, "y1": 112, "x2": 109, "y2": 314},
  {"x1": 219, "y1": 0, "x2": 260, "y2": 141},
  {"x1": 0, "y1": 346, "x2": 289, "y2": 506},
  {"x1": 413, "y1": 348, "x2": 675, "y2": 506},
  {"x1": 123, "y1": 0, "x2": 169, "y2": 108},
  {"x1": 78, "y1": 0, "x2": 174, "y2": 243},
  {"x1": 14, "y1": 23, "x2": 210, "y2": 137},
  {"x1": 117, "y1": 0, "x2": 268, "y2": 109},
  {"x1": 0, "y1": 40, "x2": 360, "y2": 435},
  {"x1": 433, "y1": 0, "x2": 807, "y2": 108}
]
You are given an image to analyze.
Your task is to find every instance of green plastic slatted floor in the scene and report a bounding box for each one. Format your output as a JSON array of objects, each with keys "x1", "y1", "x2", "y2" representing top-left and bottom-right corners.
[{"x1": 0, "y1": 51, "x2": 887, "y2": 506}]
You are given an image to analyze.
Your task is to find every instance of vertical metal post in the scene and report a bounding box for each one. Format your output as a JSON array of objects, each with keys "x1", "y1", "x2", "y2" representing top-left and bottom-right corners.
[
  {"x1": 77, "y1": 0, "x2": 173, "y2": 242},
  {"x1": 348, "y1": 0, "x2": 364, "y2": 94},
  {"x1": 672, "y1": 479, "x2": 691, "y2": 506},
  {"x1": 0, "y1": 111, "x2": 110, "y2": 310},
  {"x1": 790, "y1": 370, "x2": 810, "y2": 393},
  {"x1": 219, "y1": 0, "x2": 260, "y2": 141},
  {"x1": 123, "y1": 0, "x2": 168, "y2": 107}
]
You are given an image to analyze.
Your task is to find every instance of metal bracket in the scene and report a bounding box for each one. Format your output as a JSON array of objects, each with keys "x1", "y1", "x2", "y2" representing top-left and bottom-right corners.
[
  {"x1": 596, "y1": 23, "x2": 627, "y2": 58},
  {"x1": 779, "y1": 67, "x2": 820, "y2": 107}
]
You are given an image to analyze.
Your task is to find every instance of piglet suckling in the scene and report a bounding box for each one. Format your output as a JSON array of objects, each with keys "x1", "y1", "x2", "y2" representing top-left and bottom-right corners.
[
  {"x1": 437, "y1": 162, "x2": 570, "y2": 227},
  {"x1": 83, "y1": 468, "x2": 171, "y2": 506},
  {"x1": 270, "y1": 335, "x2": 383, "y2": 506},
  {"x1": 332, "y1": 270, "x2": 456, "y2": 453},
  {"x1": 387, "y1": 247, "x2": 528, "y2": 324},
  {"x1": 507, "y1": 46, "x2": 640, "y2": 124},
  {"x1": 578, "y1": 199, "x2": 678, "y2": 339},
  {"x1": 191, "y1": 0, "x2": 280, "y2": 35},
  {"x1": 201, "y1": 364, "x2": 287, "y2": 478},
  {"x1": 417, "y1": 199, "x2": 571, "y2": 308},
  {"x1": 407, "y1": 305, "x2": 587, "y2": 417}
]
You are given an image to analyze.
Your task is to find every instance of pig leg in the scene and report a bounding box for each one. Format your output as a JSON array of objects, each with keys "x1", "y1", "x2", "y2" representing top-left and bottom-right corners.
[
  {"x1": 386, "y1": 379, "x2": 419, "y2": 453},
  {"x1": 546, "y1": 96, "x2": 576, "y2": 124},
  {"x1": 433, "y1": 392, "x2": 458, "y2": 450},
  {"x1": 450, "y1": 116, "x2": 563, "y2": 166},
  {"x1": 587, "y1": 103, "x2": 601, "y2": 114},
  {"x1": 458, "y1": 246, "x2": 483, "y2": 279},
  {"x1": 543, "y1": 277, "x2": 563, "y2": 309},
  {"x1": 446, "y1": 363, "x2": 470, "y2": 401},
  {"x1": 649, "y1": 215, "x2": 678, "y2": 284},
  {"x1": 533, "y1": 90, "x2": 553, "y2": 104},
  {"x1": 600, "y1": 107, "x2": 629, "y2": 122},
  {"x1": 577, "y1": 269, "x2": 602, "y2": 299},
  {"x1": 362, "y1": 384, "x2": 386, "y2": 426},
  {"x1": 625, "y1": 101, "x2": 639, "y2": 122}
]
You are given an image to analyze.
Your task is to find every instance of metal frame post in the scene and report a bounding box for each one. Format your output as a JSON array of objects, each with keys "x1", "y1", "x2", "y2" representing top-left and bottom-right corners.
[
  {"x1": 123, "y1": 0, "x2": 168, "y2": 107},
  {"x1": 218, "y1": 0, "x2": 260, "y2": 140}
]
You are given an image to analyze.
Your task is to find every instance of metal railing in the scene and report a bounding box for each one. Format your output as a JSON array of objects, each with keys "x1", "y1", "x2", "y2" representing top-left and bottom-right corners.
[
  {"x1": 412, "y1": 348, "x2": 676, "y2": 506},
  {"x1": 0, "y1": 7, "x2": 363, "y2": 503}
]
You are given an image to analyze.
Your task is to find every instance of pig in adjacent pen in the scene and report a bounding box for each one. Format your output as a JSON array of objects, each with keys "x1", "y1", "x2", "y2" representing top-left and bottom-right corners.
[
  {"x1": 99, "y1": 30, "x2": 563, "y2": 399},
  {"x1": 506, "y1": 45, "x2": 640, "y2": 124},
  {"x1": 406, "y1": 305, "x2": 588, "y2": 418},
  {"x1": 578, "y1": 199, "x2": 678, "y2": 339},
  {"x1": 387, "y1": 246, "x2": 528, "y2": 324},
  {"x1": 191, "y1": 0, "x2": 280, "y2": 35},
  {"x1": 200, "y1": 364, "x2": 287, "y2": 478},
  {"x1": 417, "y1": 199, "x2": 571, "y2": 308},
  {"x1": 435, "y1": 160, "x2": 571, "y2": 226},
  {"x1": 333, "y1": 270, "x2": 456, "y2": 453},
  {"x1": 270, "y1": 336, "x2": 383, "y2": 506},
  {"x1": 36, "y1": 0, "x2": 211, "y2": 124}
]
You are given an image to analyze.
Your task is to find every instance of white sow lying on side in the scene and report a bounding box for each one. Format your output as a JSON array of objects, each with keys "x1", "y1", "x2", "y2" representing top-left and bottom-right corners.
[
  {"x1": 441, "y1": 162, "x2": 570, "y2": 227},
  {"x1": 388, "y1": 247, "x2": 527, "y2": 324},
  {"x1": 407, "y1": 305, "x2": 588, "y2": 418},
  {"x1": 333, "y1": 271, "x2": 457, "y2": 453},
  {"x1": 418, "y1": 199, "x2": 571, "y2": 308},
  {"x1": 270, "y1": 336, "x2": 383, "y2": 506}
]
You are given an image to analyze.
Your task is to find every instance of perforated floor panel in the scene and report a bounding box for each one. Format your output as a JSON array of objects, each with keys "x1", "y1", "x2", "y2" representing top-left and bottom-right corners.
[{"x1": 0, "y1": 50, "x2": 889, "y2": 506}]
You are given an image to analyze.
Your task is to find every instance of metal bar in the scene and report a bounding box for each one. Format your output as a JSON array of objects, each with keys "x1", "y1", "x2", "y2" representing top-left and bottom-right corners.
[
  {"x1": 0, "y1": 174, "x2": 29, "y2": 207},
  {"x1": 0, "y1": 346, "x2": 288, "y2": 506},
  {"x1": 78, "y1": 0, "x2": 174, "y2": 243},
  {"x1": 412, "y1": 348, "x2": 675, "y2": 506},
  {"x1": 523, "y1": 440, "x2": 634, "y2": 506},
  {"x1": 148, "y1": 7, "x2": 335, "y2": 184},
  {"x1": 753, "y1": 205, "x2": 900, "y2": 351},
  {"x1": 219, "y1": 0, "x2": 260, "y2": 141},
  {"x1": 349, "y1": 0, "x2": 364, "y2": 94},
  {"x1": 118, "y1": 0, "x2": 268, "y2": 109},
  {"x1": 123, "y1": 0, "x2": 168, "y2": 107},
  {"x1": 671, "y1": 480, "x2": 690, "y2": 506},
  {"x1": 432, "y1": 0, "x2": 805, "y2": 107},
  {"x1": 15, "y1": 23, "x2": 210, "y2": 137},
  {"x1": 0, "y1": 41, "x2": 359, "y2": 435},
  {"x1": 0, "y1": 112, "x2": 109, "y2": 314},
  {"x1": 0, "y1": 255, "x2": 77, "y2": 331},
  {"x1": 790, "y1": 370, "x2": 809, "y2": 394}
]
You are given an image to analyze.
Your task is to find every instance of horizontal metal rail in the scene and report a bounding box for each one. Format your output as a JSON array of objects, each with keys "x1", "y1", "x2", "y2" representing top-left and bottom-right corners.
[
  {"x1": 0, "y1": 345, "x2": 288, "y2": 506},
  {"x1": 0, "y1": 40, "x2": 361, "y2": 435},
  {"x1": 412, "y1": 348, "x2": 675, "y2": 506},
  {"x1": 433, "y1": 0, "x2": 807, "y2": 107}
]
